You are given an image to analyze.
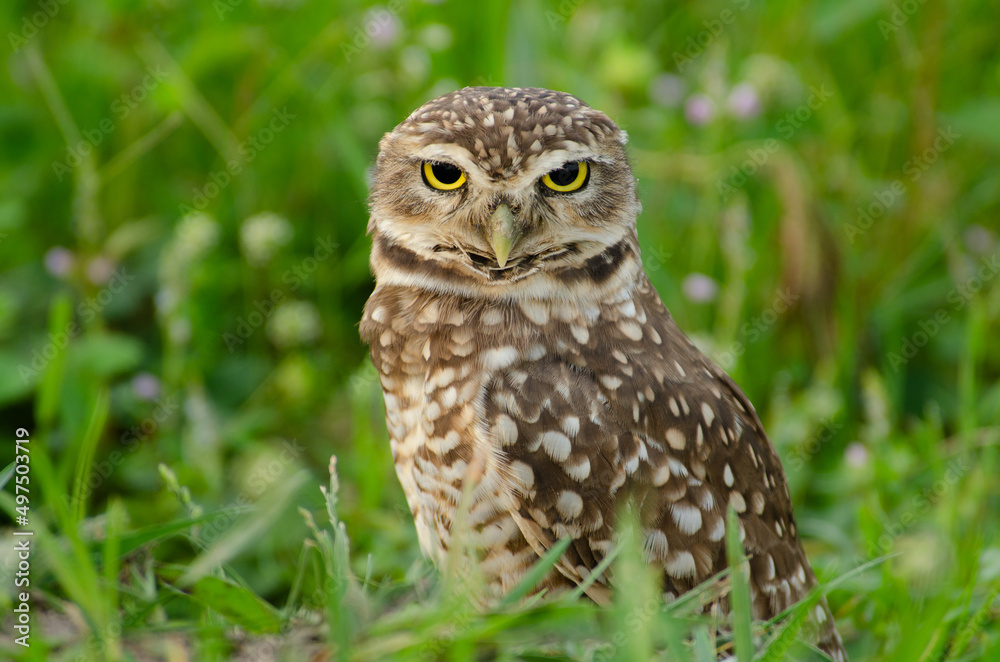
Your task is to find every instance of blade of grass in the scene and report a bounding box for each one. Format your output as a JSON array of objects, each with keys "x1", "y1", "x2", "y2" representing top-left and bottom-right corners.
[
  {"x1": 945, "y1": 582, "x2": 1000, "y2": 660},
  {"x1": 763, "y1": 554, "x2": 897, "y2": 627},
  {"x1": 757, "y1": 600, "x2": 809, "y2": 662},
  {"x1": 283, "y1": 544, "x2": 312, "y2": 617},
  {"x1": 24, "y1": 43, "x2": 102, "y2": 246},
  {"x1": 693, "y1": 625, "x2": 717, "y2": 662},
  {"x1": 31, "y1": 296, "x2": 75, "y2": 538},
  {"x1": 180, "y1": 470, "x2": 308, "y2": 586},
  {"x1": 71, "y1": 387, "x2": 110, "y2": 526},
  {"x1": 0, "y1": 492, "x2": 99, "y2": 626},
  {"x1": 35, "y1": 293, "x2": 72, "y2": 432},
  {"x1": 99, "y1": 497, "x2": 126, "y2": 660},
  {"x1": 567, "y1": 543, "x2": 620, "y2": 601},
  {"x1": 116, "y1": 509, "x2": 251, "y2": 555},
  {"x1": 726, "y1": 507, "x2": 754, "y2": 662},
  {"x1": 163, "y1": 574, "x2": 284, "y2": 634},
  {"x1": 0, "y1": 461, "x2": 13, "y2": 491},
  {"x1": 665, "y1": 565, "x2": 735, "y2": 616},
  {"x1": 497, "y1": 537, "x2": 572, "y2": 609},
  {"x1": 100, "y1": 110, "x2": 185, "y2": 184},
  {"x1": 137, "y1": 34, "x2": 241, "y2": 163}
]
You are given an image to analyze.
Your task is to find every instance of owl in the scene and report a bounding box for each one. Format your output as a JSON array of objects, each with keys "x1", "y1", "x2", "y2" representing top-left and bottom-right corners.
[{"x1": 360, "y1": 87, "x2": 846, "y2": 660}]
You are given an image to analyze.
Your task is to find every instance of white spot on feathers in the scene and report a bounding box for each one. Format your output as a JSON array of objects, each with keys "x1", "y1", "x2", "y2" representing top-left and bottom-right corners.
[
  {"x1": 670, "y1": 502, "x2": 703, "y2": 534},
  {"x1": 482, "y1": 346, "x2": 518, "y2": 370},
  {"x1": 644, "y1": 529, "x2": 670, "y2": 560},
  {"x1": 701, "y1": 402, "x2": 716, "y2": 428},
  {"x1": 665, "y1": 428, "x2": 686, "y2": 450},
  {"x1": 665, "y1": 551, "x2": 696, "y2": 579},
  {"x1": 540, "y1": 431, "x2": 572, "y2": 461},
  {"x1": 556, "y1": 490, "x2": 583, "y2": 519},
  {"x1": 510, "y1": 460, "x2": 534, "y2": 490}
]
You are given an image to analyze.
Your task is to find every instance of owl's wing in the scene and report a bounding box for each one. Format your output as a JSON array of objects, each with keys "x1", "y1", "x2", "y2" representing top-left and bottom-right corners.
[
  {"x1": 482, "y1": 307, "x2": 811, "y2": 610},
  {"x1": 484, "y1": 278, "x2": 844, "y2": 659},
  {"x1": 483, "y1": 357, "x2": 626, "y2": 602}
]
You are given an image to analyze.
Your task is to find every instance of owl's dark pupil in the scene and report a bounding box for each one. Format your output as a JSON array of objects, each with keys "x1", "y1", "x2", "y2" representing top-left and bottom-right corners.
[
  {"x1": 431, "y1": 163, "x2": 462, "y2": 184},
  {"x1": 549, "y1": 163, "x2": 579, "y2": 186}
]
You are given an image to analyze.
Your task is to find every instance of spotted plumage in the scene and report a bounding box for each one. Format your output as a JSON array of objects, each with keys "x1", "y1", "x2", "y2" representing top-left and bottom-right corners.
[{"x1": 360, "y1": 86, "x2": 846, "y2": 660}]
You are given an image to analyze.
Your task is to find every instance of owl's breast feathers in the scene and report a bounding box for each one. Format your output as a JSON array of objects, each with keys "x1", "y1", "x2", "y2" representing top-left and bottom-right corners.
[{"x1": 361, "y1": 243, "x2": 844, "y2": 660}]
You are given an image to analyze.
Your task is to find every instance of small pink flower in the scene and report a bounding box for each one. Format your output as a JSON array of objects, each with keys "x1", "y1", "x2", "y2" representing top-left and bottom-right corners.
[
  {"x1": 365, "y1": 7, "x2": 402, "y2": 48},
  {"x1": 44, "y1": 247, "x2": 75, "y2": 278},
  {"x1": 684, "y1": 94, "x2": 716, "y2": 126},
  {"x1": 964, "y1": 224, "x2": 996, "y2": 255},
  {"x1": 131, "y1": 373, "x2": 162, "y2": 401},
  {"x1": 86, "y1": 256, "x2": 115, "y2": 285},
  {"x1": 682, "y1": 273, "x2": 719, "y2": 303},
  {"x1": 844, "y1": 442, "x2": 870, "y2": 469},
  {"x1": 727, "y1": 82, "x2": 761, "y2": 120}
]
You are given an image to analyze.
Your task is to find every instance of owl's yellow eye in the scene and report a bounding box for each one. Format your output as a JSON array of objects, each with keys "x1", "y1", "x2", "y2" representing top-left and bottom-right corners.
[
  {"x1": 422, "y1": 161, "x2": 466, "y2": 190},
  {"x1": 541, "y1": 161, "x2": 589, "y2": 193}
]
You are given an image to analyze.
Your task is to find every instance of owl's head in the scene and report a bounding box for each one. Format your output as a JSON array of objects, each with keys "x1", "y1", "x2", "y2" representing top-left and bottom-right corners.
[{"x1": 368, "y1": 87, "x2": 642, "y2": 298}]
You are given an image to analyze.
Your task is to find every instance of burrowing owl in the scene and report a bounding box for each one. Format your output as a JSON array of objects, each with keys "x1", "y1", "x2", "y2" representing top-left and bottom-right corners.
[{"x1": 360, "y1": 87, "x2": 846, "y2": 659}]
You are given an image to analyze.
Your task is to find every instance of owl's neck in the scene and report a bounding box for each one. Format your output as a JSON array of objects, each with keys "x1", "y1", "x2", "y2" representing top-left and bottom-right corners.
[{"x1": 368, "y1": 229, "x2": 646, "y2": 306}]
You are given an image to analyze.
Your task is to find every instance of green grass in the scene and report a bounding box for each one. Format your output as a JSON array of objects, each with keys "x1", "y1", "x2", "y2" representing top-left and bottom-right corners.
[{"x1": 2, "y1": 0, "x2": 1000, "y2": 659}]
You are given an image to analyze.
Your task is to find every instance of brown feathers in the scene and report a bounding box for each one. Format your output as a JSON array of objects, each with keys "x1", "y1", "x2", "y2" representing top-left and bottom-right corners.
[{"x1": 360, "y1": 87, "x2": 846, "y2": 661}]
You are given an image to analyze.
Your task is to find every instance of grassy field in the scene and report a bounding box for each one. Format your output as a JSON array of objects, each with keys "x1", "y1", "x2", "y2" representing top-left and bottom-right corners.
[{"x1": 1, "y1": 0, "x2": 999, "y2": 659}]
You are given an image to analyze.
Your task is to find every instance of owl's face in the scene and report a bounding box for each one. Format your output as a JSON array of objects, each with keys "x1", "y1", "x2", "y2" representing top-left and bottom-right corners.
[{"x1": 368, "y1": 87, "x2": 641, "y2": 293}]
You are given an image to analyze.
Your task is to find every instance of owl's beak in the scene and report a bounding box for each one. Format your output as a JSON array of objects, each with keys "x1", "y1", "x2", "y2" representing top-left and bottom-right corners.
[{"x1": 488, "y1": 204, "x2": 518, "y2": 268}]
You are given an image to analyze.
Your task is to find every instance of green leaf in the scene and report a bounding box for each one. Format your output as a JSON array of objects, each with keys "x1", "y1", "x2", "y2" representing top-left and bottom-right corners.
[
  {"x1": 0, "y1": 462, "x2": 13, "y2": 492},
  {"x1": 117, "y1": 509, "x2": 251, "y2": 555},
  {"x1": 944, "y1": 99, "x2": 1000, "y2": 153},
  {"x1": 180, "y1": 574, "x2": 283, "y2": 634},
  {"x1": 0, "y1": 350, "x2": 36, "y2": 405},
  {"x1": 180, "y1": 470, "x2": 308, "y2": 586},
  {"x1": 68, "y1": 332, "x2": 144, "y2": 378}
]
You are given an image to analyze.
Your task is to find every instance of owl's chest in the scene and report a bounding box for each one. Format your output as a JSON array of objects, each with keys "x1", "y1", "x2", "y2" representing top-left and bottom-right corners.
[{"x1": 367, "y1": 305, "x2": 525, "y2": 561}]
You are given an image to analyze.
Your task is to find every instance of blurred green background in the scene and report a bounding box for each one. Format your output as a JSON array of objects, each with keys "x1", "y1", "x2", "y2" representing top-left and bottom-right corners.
[{"x1": 1, "y1": 0, "x2": 999, "y2": 660}]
